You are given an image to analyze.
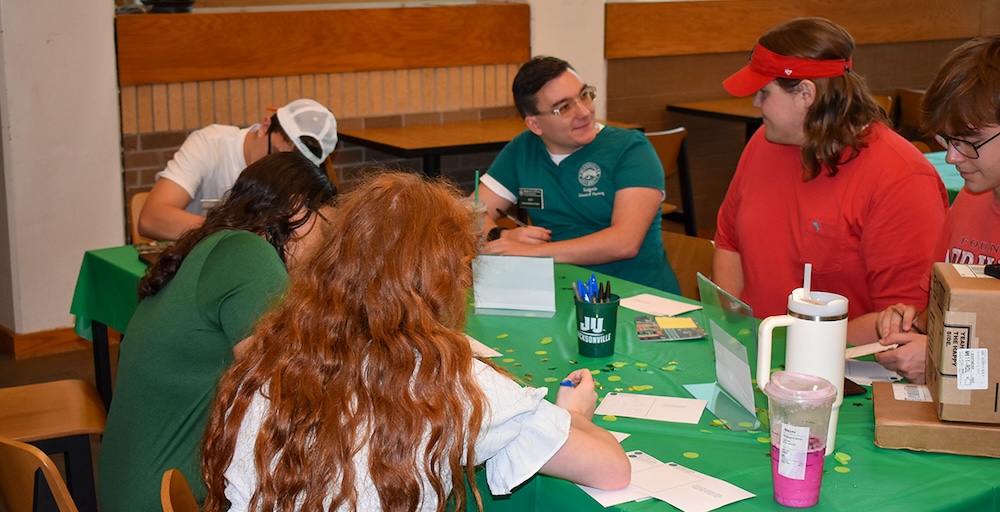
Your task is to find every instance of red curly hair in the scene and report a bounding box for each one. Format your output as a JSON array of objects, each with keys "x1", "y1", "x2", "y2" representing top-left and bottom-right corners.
[{"x1": 202, "y1": 170, "x2": 488, "y2": 512}]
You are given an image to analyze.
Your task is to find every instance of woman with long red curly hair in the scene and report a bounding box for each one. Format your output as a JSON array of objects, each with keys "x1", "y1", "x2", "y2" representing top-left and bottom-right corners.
[{"x1": 201, "y1": 171, "x2": 629, "y2": 512}]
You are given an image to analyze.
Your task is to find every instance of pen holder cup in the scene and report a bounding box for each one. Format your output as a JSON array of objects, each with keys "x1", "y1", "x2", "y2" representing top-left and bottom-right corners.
[{"x1": 575, "y1": 294, "x2": 620, "y2": 357}]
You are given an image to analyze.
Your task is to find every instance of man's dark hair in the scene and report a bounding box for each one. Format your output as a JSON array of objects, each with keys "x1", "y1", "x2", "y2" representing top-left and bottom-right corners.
[
  {"x1": 268, "y1": 114, "x2": 323, "y2": 160},
  {"x1": 512, "y1": 56, "x2": 573, "y2": 118}
]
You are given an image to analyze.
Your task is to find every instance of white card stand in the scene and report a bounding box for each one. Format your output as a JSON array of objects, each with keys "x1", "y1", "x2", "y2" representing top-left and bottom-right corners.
[{"x1": 472, "y1": 255, "x2": 556, "y2": 317}]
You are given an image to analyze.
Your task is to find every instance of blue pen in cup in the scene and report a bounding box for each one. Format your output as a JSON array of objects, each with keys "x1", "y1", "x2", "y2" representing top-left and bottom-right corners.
[{"x1": 560, "y1": 379, "x2": 575, "y2": 387}]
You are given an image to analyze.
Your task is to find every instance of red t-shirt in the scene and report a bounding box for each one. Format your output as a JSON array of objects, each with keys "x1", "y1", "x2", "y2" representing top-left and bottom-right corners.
[{"x1": 716, "y1": 123, "x2": 949, "y2": 319}]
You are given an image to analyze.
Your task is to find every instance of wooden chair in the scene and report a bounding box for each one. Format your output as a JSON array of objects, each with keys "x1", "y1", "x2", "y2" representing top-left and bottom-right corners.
[
  {"x1": 874, "y1": 94, "x2": 894, "y2": 119},
  {"x1": 0, "y1": 380, "x2": 107, "y2": 512},
  {"x1": 911, "y1": 140, "x2": 933, "y2": 153},
  {"x1": 895, "y1": 87, "x2": 926, "y2": 140},
  {"x1": 662, "y1": 230, "x2": 715, "y2": 300},
  {"x1": 0, "y1": 435, "x2": 79, "y2": 512},
  {"x1": 647, "y1": 128, "x2": 698, "y2": 236},
  {"x1": 129, "y1": 191, "x2": 153, "y2": 245},
  {"x1": 160, "y1": 469, "x2": 200, "y2": 512}
]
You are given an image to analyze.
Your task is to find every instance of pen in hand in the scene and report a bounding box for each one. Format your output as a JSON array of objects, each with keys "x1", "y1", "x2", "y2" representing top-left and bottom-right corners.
[
  {"x1": 495, "y1": 208, "x2": 529, "y2": 228},
  {"x1": 560, "y1": 379, "x2": 575, "y2": 387}
]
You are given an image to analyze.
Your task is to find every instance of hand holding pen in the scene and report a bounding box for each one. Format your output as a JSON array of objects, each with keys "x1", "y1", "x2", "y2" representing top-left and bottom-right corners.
[
  {"x1": 555, "y1": 369, "x2": 598, "y2": 418},
  {"x1": 488, "y1": 208, "x2": 552, "y2": 245}
]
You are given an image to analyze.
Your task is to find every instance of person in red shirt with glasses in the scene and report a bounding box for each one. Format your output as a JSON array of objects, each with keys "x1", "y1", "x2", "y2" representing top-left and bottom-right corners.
[{"x1": 875, "y1": 35, "x2": 1000, "y2": 383}]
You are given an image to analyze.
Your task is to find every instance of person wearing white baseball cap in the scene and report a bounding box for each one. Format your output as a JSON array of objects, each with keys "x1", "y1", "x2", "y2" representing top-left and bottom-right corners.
[
  {"x1": 712, "y1": 17, "x2": 948, "y2": 348},
  {"x1": 138, "y1": 98, "x2": 337, "y2": 241}
]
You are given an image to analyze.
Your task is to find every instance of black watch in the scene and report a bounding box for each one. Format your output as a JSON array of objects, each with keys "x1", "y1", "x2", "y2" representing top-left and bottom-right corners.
[{"x1": 487, "y1": 227, "x2": 505, "y2": 242}]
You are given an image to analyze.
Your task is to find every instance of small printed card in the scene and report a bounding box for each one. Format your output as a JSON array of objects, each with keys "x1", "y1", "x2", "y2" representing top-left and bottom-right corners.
[
  {"x1": 636, "y1": 315, "x2": 707, "y2": 342},
  {"x1": 595, "y1": 392, "x2": 706, "y2": 424}
]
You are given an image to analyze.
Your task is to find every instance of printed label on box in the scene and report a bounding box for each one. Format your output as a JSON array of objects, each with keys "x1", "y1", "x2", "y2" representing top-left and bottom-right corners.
[
  {"x1": 957, "y1": 348, "x2": 989, "y2": 390},
  {"x1": 941, "y1": 310, "x2": 977, "y2": 374},
  {"x1": 891, "y1": 383, "x2": 933, "y2": 402}
]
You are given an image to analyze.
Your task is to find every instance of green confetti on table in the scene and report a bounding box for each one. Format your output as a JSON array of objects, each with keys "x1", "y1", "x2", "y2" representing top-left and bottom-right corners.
[
  {"x1": 540, "y1": 337, "x2": 553, "y2": 344},
  {"x1": 611, "y1": 361, "x2": 629, "y2": 368},
  {"x1": 635, "y1": 362, "x2": 648, "y2": 367},
  {"x1": 540, "y1": 358, "x2": 549, "y2": 362},
  {"x1": 497, "y1": 333, "x2": 509, "y2": 339},
  {"x1": 757, "y1": 436, "x2": 770, "y2": 443},
  {"x1": 513, "y1": 363, "x2": 522, "y2": 367},
  {"x1": 834, "y1": 466, "x2": 851, "y2": 473},
  {"x1": 613, "y1": 388, "x2": 624, "y2": 392},
  {"x1": 662, "y1": 366, "x2": 676, "y2": 371},
  {"x1": 683, "y1": 452, "x2": 699, "y2": 459},
  {"x1": 834, "y1": 452, "x2": 852, "y2": 464},
  {"x1": 607, "y1": 375, "x2": 622, "y2": 382},
  {"x1": 738, "y1": 421, "x2": 756, "y2": 428},
  {"x1": 630, "y1": 385, "x2": 653, "y2": 391},
  {"x1": 668, "y1": 361, "x2": 678, "y2": 365},
  {"x1": 535, "y1": 350, "x2": 548, "y2": 355},
  {"x1": 710, "y1": 419, "x2": 728, "y2": 426},
  {"x1": 543, "y1": 377, "x2": 559, "y2": 383},
  {"x1": 738, "y1": 328, "x2": 751, "y2": 336},
  {"x1": 506, "y1": 349, "x2": 515, "y2": 353},
  {"x1": 501, "y1": 358, "x2": 515, "y2": 363},
  {"x1": 591, "y1": 369, "x2": 601, "y2": 375},
  {"x1": 602, "y1": 415, "x2": 618, "y2": 422},
  {"x1": 700, "y1": 429, "x2": 713, "y2": 434}
]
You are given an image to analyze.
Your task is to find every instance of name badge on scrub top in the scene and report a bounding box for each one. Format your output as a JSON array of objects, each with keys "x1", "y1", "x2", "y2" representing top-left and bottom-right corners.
[{"x1": 519, "y1": 188, "x2": 544, "y2": 209}]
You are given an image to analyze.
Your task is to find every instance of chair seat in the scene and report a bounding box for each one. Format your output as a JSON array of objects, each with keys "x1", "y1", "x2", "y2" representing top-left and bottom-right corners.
[
  {"x1": 0, "y1": 380, "x2": 106, "y2": 442},
  {"x1": 661, "y1": 201, "x2": 679, "y2": 215}
]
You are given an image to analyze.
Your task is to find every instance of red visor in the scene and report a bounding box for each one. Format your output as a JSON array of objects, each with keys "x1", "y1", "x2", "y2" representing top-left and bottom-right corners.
[{"x1": 723, "y1": 43, "x2": 852, "y2": 97}]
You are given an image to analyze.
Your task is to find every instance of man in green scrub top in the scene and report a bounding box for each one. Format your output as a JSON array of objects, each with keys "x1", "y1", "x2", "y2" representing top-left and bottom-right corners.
[{"x1": 475, "y1": 56, "x2": 679, "y2": 293}]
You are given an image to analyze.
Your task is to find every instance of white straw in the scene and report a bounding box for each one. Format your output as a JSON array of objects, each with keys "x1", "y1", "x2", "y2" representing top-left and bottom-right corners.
[{"x1": 803, "y1": 263, "x2": 813, "y2": 300}]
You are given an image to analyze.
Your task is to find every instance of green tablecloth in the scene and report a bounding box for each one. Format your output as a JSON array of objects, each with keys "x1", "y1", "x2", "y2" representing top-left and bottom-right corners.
[
  {"x1": 68, "y1": 248, "x2": 1000, "y2": 510},
  {"x1": 69, "y1": 245, "x2": 146, "y2": 341},
  {"x1": 927, "y1": 151, "x2": 962, "y2": 204},
  {"x1": 468, "y1": 266, "x2": 999, "y2": 511}
]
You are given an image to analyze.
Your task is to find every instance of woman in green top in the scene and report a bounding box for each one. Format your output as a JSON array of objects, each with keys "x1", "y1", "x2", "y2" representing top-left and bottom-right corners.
[{"x1": 98, "y1": 152, "x2": 336, "y2": 512}]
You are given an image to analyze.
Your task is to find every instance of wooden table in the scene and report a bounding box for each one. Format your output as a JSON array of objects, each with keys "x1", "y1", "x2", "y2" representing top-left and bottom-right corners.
[
  {"x1": 338, "y1": 117, "x2": 641, "y2": 176},
  {"x1": 667, "y1": 97, "x2": 761, "y2": 143}
]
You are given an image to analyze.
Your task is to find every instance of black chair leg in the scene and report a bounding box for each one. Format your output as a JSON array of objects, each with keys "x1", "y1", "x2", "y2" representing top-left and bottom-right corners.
[{"x1": 32, "y1": 435, "x2": 98, "y2": 512}]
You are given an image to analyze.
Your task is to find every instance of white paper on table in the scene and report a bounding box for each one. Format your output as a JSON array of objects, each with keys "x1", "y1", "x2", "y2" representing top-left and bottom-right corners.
[
  {"x1": 609, "y1": 431, "x2": 631, "y2": 443},
  {"x1": 631, "y1": 462, "x2": 756, "y2": 512},
  {"x1": 595, "y1": 392, "x2": 706, "y2": 424},
  {"x1": 845, "y1": 342, "x2": 897, "y2": 359},
  {"x1": 620, "y1": 293, "x2": 702, "y2": 317},
  {"x1": 576, "y1": 450, "x2": 661, "y2": 507},
  {"x1": 464, "y1": 334, "x2": 501, "y2": 358},
  {"x1": 845, "y1": 359, "x2": 902, "y2": 385}
]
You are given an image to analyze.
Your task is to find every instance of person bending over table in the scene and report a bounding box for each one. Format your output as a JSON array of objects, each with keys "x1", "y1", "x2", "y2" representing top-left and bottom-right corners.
[
  {"x1": 712, "y1": 17, "x2": 948, "y2": 347},
  {"x1": 201, "y1": 172, "x2": 630, "y2": 512},
  {"x1": 875, "y1": 35, "x2": 1000, "y2": 383},
  {"x1": 474, "y1": 56, "x2": 680, "y2": 294},
  {"x1": 98, "y1": 152, "x2": 337, "y2": 512},
  {"x1": 138, "y1": 98, "x2": 338, "y2": 241}
]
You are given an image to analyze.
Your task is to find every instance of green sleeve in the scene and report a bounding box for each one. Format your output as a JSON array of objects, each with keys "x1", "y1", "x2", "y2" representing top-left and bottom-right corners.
[{"x1": 196, "y1": 231, "x2": 289, "y2": 347}]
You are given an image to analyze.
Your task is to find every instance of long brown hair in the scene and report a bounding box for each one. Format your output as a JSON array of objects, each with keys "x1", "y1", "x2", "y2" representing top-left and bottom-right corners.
[
  {"x1": 762, "y1": 17, "x2": 887, "y2": 180},
  {"x1": 202, "y1": 171, "x2": 488, "y2": 512},
  {"x1": 138, "y1": 152, "x2": 336, "y2": 299}
]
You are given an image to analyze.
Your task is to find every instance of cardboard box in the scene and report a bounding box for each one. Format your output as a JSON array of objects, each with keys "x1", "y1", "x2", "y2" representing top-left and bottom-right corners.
[
  {"x1": 925, "y1": 263, "x2": 1000, "y2": 424},
  {"x1": 872, "y1": 382, "x2": 1000, "y2": 458}
]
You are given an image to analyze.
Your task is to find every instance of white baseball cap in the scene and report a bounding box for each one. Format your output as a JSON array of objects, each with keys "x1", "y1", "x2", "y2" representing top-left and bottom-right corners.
[{"x1": 275, "y1": 99, "x2": 338, "y2": 166}]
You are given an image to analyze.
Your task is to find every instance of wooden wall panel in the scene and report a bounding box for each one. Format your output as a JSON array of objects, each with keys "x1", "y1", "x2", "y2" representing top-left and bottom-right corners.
[
  {"x1": 607, "y1": 0, "x2": 993, "y2": 59},
  {"x1": 116, "y1": 4, "x2": 530, "y2": 86}
]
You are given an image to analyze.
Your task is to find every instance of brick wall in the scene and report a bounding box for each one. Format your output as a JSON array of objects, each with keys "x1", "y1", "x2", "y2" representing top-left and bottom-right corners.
[{"x1": 120, "y1": 64, "x2": 519, "y2": 241}]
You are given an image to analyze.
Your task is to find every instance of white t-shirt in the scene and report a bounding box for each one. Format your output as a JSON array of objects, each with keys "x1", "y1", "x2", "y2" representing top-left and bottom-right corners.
[
  {"x1": 156, "y1": 124, "x2": 254, "y2": 214},
  {"x1": 223, "y1": 359, "x2": 571, "y2": 511}
]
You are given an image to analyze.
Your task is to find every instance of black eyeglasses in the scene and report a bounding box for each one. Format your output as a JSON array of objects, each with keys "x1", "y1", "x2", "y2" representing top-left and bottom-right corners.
[{"x1": 935, "y1": 131, "x2": 1000, "y2": 159}]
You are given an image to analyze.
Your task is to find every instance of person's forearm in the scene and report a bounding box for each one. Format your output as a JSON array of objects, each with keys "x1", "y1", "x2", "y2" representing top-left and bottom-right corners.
[
  {"x1": 712, "y1": 248, "x2": 744, "y2": 298},
  {"x1": 847, "y1": 313, "x2": 879, "y2": 345},
  {"x1": 540, "y1": 411, "x2": 630, "y2": 490},
  {"x1": 138, "y1": 207, "x2": 205, "y2": 241},
  {"x1": 512, "y1": 226, "x2": 644, "y2": 266}
]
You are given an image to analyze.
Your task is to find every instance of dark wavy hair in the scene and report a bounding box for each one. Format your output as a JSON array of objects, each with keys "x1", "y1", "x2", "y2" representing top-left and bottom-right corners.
[
  {"x1": 922, "y1": 35, "x2": 1000, "y2": 138},
  {"x1": 763, "y1": 17, "x2": 887, "y2": 181},
  {"x1": 202, "y1": 170, "x2": 489, "y2": 512},
  {"x1": 513, "y1": 56, "x2": 573, "y2": 117},
  {"x1": 137, "y1": 152, "x2": 336, "y2": 299}
]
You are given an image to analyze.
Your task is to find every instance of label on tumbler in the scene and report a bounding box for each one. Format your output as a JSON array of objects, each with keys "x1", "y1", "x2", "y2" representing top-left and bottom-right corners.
[
  {"x1": 579, "y1": 316, "x2": 611, "y2": 344},
  {"x1": 777, "y1": 423, "x2": 809, "y2": 480}
]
